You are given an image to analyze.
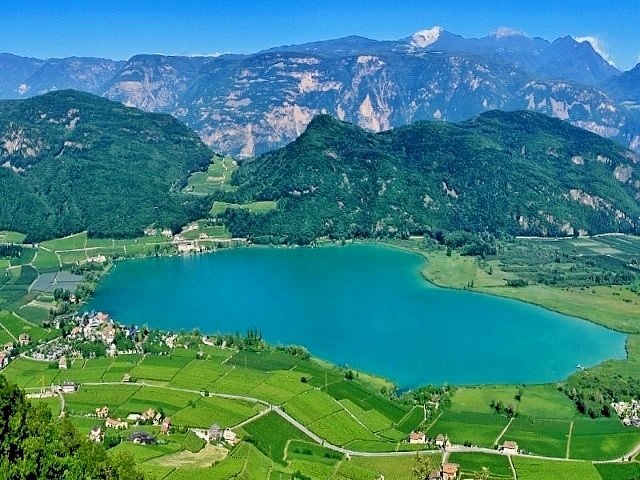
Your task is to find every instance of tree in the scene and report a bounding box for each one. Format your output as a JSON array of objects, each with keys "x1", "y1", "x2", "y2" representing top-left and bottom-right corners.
[
  {"x1": 0, "y1": 375, "x2": 146, "y2": 479},
  {"x1": 478, "y1": 466, "x2": 490, "y2": 480},
  {"x1": 412, "y1": 453, "x2": 435, "y2": 480}
]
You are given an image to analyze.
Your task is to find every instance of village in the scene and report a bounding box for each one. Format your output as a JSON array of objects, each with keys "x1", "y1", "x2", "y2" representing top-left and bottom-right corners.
[
  {"x1": 13, "y1": 309, "x2": 244, "y2": 450},
  {"x1": 611, "y1": 400, "x2": 640, "y2": 427}
]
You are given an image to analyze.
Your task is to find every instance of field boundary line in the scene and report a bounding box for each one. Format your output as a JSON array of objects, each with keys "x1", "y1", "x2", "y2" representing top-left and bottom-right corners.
[
  {"x1": 495, "y1": 416, "x2": 515, "y2": 445},
  {"x1": 395, "y1": 404, "x2": 420, "y2": 428},
  {"x1": 508, "y1": 455, "x2": 517, "y2": 479},
  {"x1": 423, "y1": 411, "x2": 443, "y2": 434},
  {"x1": 0, "y1": 320, "x2": 18, "y2": 342},
  {"x1": 337, "y1": 398, "x2": 381, "y2": 438},
  {"x1": 11, "y1": 310, "x2": 39, "y2": 328},
  {"x1": 232, "y1": 406, "x2": 271, "y2": 430},
  {"x1": 565, "y1": 420, "x2": 573, "y2": 459}
]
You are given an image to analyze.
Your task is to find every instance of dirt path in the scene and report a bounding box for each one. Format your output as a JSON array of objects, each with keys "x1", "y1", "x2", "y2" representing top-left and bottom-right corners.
[
  {"x1": 508, "y1": 455, "x2": 517, "y2": 479},
  {"x1": 565, "y1": 421, "x2": 574, "y2": 459},
  {"x1": 495, "y1": 416, "x2": 515, "y2": 446}
]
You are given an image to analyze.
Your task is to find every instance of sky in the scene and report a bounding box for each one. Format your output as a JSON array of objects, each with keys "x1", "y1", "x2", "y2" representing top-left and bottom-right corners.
[{"x1": 0, "y1": 0, "x2": 638, "y2": 70}]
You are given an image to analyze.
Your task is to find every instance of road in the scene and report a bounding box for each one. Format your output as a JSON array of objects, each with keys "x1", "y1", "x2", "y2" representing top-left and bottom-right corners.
[{"x1": 73, "y1": 380, "x2": 640, "y2": 463}]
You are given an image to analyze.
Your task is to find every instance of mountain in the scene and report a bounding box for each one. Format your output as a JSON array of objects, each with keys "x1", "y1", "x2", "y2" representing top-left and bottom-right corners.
[
  {"x1": 221, "y1": 113, "x2": 640, "y2": 243},
  {"x1": 0, "y1": 54, "x2": 124, "y2": 98},
  {"x1": 0, "y1": 28, "x2": 637, "y2": 156},
  {"x1": 0, "y1": 53, "x2": 44, "y2": 98},
  {"x1": 0, "y1": 90, "x2": 212, "y2": 242},
  {"x1": 406, "y1": 30, "x2": 618, "y2": 87},
  {"x1": 610, "y1": 63, "x2": 640, "y2": 103}
]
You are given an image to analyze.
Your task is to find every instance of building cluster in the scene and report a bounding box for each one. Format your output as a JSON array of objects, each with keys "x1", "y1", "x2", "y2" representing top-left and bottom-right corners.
[
  {"x1": 611, "y1": 400, "x2": 640, "y2": 427},
  {"x1": 427, "y1": 463, "x2": 459, "y2": 480},
  {"x1": 0, "y1": 340, "x2": 15, "y2": 368},
  {"x1": 407, "y1": 431, "x2": 450, "y2": 449},
  {"x1": 26, "y1": 311, "x2": 181, "y2": 364},
  {"x1": 68, "y1": 311, "x2": 118, "y2": 346},
  {"x1": 192, "y1": 423, "x2": 239, "y2": 445},
  {"x1": 88, "y1": 405, "x2": 173, "y2": 443}
]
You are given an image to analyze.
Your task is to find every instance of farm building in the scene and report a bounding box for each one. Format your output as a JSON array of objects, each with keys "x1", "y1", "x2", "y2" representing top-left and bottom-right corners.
[
  {"x1": 161, "y1": 417, "x2": 171, "y2": 434},
  {"x1": 88, "y1": 426, "x2": 103, "y2": 443},
  {"x1": 105, "y1": 418, "x2": 128, "y2": 430},
  {"x1": 129, "y1": 431, "x2": 156, "y2": 445},
  {"x1": 409, "y1": 431, "x2": 427, "y2": 444},
  {"x1": 208, "y1": 423, "x2": 223, "y2": 442},
  {"x1": 95, "y1": 406, "x2": 109, "y2": 418},
  {"x1": 223, "y1": 428, "x2": 238, "y2": 444},
  {"x1": 501, "y1": 440, "x2": 519, "y2": 454}
]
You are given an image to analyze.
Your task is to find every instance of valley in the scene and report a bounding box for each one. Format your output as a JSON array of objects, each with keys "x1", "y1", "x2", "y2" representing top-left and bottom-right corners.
[
  {"x1": 0, "y1": 41, "x2": 639, "y2": 479},
  {"x1": 0, "y1": 222, "x2": 639, "y2": 479}
]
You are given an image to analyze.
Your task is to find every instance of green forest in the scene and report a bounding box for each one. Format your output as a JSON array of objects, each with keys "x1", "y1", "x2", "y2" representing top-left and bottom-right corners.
[
  {"x1": 0, "y1": 91, "x2": 212, "y2": 242},
  {"x1": 0, "y1": 375, "x2": 145, "y2": 479},
  {"x1": 220, "y1": 112, "x2": 640, "y2": 244}
]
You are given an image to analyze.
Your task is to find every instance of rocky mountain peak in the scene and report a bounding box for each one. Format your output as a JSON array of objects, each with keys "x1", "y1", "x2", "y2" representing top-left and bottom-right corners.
[{"x1": 410, "y1": 26, "x2": 444, "y2": 47}]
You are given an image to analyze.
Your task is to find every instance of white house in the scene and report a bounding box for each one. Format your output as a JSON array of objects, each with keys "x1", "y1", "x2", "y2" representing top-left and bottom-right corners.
[
  {"x1": 408, "y1": 431, "x2": 426, "y2": 444},
  {"x1": 501, "y1": 440, "x2": 519, "y2": 455}
]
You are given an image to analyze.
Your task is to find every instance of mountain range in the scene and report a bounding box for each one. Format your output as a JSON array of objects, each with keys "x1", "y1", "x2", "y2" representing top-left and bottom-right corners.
[{"x1": 1, "y1": 28, "x2": 639, "y2": 157}]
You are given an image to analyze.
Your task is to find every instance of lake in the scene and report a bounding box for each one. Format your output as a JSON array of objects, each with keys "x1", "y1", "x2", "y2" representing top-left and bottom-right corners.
[{"x1": 87, "y1": 244, "x2": 626, "y2": 388}]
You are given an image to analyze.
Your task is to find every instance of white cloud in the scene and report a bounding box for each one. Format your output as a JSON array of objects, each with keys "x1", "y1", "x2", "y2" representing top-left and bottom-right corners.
[
  {"x1": 573, "y1": 36, "x2": 615, "y2": 66},
  {"x1": 492, "y1": 27, "x2": 527, "y2": 38}
]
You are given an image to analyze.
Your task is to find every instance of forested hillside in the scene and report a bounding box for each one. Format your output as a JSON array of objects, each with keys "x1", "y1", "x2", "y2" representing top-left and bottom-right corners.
[
  {"x1": 0, "y1": 90, "x2": 212, "y2": 242},
  {"x1": 0, "y1": 375, "x2": 144, "y2": 479},
  {"x1": 221, "y1": 112, "x2": 640, "y2": 244}
]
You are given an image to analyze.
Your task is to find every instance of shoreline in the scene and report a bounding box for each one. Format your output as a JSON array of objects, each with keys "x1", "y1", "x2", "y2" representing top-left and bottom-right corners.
[
  {"x1": 80, "y1": 239, "x2": 631, "y2": 390},
  {"x1": 378, "y1": 240, "x2": 638, "y2": 334}
]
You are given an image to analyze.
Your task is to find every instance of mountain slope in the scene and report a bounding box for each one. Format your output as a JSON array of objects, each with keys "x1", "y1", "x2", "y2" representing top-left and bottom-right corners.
[
  {"x1": 0, "y1": 90, "x2": 212, "y2": 241},
  {"x1": 0, "y1": 29, "x2": 637, "y2": 156},
  {"x1": 222, "y1": 113, "x2": 640, "y2": 242}
]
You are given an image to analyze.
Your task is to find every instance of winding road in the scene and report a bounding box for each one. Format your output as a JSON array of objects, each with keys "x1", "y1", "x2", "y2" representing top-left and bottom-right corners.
[{"x1": 73, "y1": 381, "x2": 640, "y2": 463}]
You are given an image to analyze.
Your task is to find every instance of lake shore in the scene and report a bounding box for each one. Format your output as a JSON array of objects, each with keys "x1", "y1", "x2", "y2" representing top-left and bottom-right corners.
[{"x1": 86, "y1": 242, "x2": 626, "y2": 388}]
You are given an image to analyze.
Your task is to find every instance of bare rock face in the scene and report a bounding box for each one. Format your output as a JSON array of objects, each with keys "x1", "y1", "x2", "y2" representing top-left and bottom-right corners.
[{"x1": 1, "y1": 31, "x2": 639, "y2": 156}]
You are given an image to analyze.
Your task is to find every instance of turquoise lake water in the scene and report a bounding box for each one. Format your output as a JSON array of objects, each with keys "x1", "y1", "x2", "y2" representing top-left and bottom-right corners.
[{"x1": 87, "y1": 244, "x2": 627, "y2": 388}]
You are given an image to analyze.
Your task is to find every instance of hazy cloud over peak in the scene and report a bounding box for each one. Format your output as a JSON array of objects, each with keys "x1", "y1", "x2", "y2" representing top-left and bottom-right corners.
[{"x1": 574, "y1": 35, "x2": 615, "y2": 66}]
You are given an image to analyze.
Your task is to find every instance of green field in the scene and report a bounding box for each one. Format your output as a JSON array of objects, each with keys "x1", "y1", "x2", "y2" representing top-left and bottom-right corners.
[
  {"x1": 596, "y1": 462, "x2": 640, "y2": 480},
  {"x1": 283, "y1": 388, "x2": 342, "y2": 426},
  {"x1": 308, "y1": 410, "x2": 379, "y2": 446},
  {"x1": 0, "y1": 231, "x2": 27, "y2": 244},
  {"x1": 428, "y1": 410, "x2": 509, "y2": 447},
  {"x1": 242, "y1": 411, "x2": 313, "y2": 464},
  {"x1": 569, "y1": 418, "x2": 640, "y2": 461},
  {"x1": 449, "y1": 386, "x2": 519, "y2": 414},
  {"x1": 512, "y1": 457, "x2": 601, "y2": 480},
  {"x1": 352, "y1": 454, "x2": 441, "y2": 479},
  {"x1": 504, "y1": 416, "x2": 570, "y2": 458},
  {"x1": 172, "y1": 395, "x2": 263, "y2": 428},
  {"x1": 184, "y1": 156, "x2": 237, "y2": 195},
  {"x1": 211, "y1": 200, "x2": 278, "y2": 216},
  {"x1": 517, "y1": 385, "x2": 576, "y2": 419},
  {"x1": 40, "y1": 232, "x2": 88, "y2": 251},
  {"x1": 448, "y1": 452, "x2": 512, "y2": 479}
]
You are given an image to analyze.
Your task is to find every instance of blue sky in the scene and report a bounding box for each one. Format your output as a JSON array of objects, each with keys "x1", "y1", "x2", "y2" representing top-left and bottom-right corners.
[{"x1": 1, "y1": 0, "x2": 638, "y2": 70}]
